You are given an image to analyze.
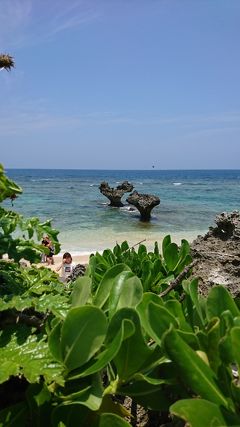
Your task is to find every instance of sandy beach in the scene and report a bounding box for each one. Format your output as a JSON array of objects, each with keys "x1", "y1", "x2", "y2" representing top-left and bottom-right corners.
[{"x1": 45, "y1": 230, "x2": 202, "y2": 275}]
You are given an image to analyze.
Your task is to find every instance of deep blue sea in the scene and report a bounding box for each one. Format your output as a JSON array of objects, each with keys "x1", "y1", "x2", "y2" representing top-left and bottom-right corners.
[{"x1": 5, "y1": 169, "x2": 240, "y2": 254}]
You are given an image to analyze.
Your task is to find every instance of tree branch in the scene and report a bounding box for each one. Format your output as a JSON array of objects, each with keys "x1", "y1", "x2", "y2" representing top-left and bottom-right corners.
[{"x1": 159, "y1": 260, "x2": 198, "y2": 297}]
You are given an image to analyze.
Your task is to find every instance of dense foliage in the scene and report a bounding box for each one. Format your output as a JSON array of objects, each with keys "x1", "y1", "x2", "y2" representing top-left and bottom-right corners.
[
  {"x1": 1, "y1": 165, "x2": 240, "y2": 427},
  {"x1": 89, "y1": 236, "x2": 192, "y2": 295}
]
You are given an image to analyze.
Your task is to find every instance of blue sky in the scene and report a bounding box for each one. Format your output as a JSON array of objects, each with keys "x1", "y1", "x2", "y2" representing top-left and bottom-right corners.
[{"x1": 1, "y1": 0, "x2": 240, "y2": 169}]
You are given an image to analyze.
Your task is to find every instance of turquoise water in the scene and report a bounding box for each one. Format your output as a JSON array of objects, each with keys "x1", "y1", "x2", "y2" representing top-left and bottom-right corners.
[{"x1": 5, "y1": 169, "x2": 240, "y2": 254}]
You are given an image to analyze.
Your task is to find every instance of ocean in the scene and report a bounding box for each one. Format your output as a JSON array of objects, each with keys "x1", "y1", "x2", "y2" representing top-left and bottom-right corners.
[{"x1": 5, "y1": 169, "x2": 240, "y2": 255}]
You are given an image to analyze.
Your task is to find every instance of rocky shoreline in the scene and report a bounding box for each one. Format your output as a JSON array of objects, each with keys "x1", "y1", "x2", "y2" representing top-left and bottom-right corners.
[{"x1": 190, "y1": 211, "x2": 240, "y2": 296}]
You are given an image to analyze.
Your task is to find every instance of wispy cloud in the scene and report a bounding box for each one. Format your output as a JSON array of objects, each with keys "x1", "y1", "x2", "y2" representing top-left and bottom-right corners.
[
  {"x1": 49, "y1": 1, "x2": 99, "y2": 37},
  {"x1": 0, "y1": 113, "x2": 136, "y2": 136},
  {"x1": 1, "y1": 100, "x2": 240, "y2": 136},
  {"x1": 185, "y1": 125, "x2": 240, "y2": 139},
  {"x1": 0, "y1": 0, "x2": 100, "y2": 48},
  {"x1": 0, "y1": 0, "x2": 32, "y2": 46}
]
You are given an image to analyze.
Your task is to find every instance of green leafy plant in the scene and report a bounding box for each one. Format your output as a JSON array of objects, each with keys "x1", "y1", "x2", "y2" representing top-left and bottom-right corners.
[
  {"x1": 0, "y1": 166, "x2": 69, "y2": 424},
  {"x1": 88, "y1": 236, "x2": 192, "y2": 295},
  {"x1": 1, "y1": 165, "x2": 240, "y2": 427}
]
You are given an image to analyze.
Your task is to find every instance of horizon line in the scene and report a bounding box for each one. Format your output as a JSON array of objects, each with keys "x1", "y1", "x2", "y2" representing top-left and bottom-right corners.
[{"x1": 5, "y1": 167, "x2": 240, "y2": 171}]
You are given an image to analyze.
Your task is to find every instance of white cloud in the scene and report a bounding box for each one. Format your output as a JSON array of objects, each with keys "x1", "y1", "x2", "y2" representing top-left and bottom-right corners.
[{"x1": 0, "y1": 0, "x2": 99, "y2": 48}]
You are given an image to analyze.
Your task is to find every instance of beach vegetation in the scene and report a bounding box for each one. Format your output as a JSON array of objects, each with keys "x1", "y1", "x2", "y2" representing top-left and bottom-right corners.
[
  {"x1": 1, "y1": 166, "x2": 240, "y2": 426},
  {"x1": 88, "y1": 236, "x2": 192, "y2": 295}
]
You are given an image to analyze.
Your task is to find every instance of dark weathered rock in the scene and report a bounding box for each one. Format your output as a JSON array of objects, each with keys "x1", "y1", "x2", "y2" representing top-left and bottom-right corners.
[
  {"x1": 67, "y1": 264, "x2": 86, "y2": 282},
  {"x1": 190, "y1": 211, "x2": 240, "y2": 296},
  {"x1": 209, "y1": 211, "x2": 240, "y2": 240},
  {"x1": 99, "y1": 181, "x2": 134, "y2": 207},
  {"x1": 126, "y1": 190, "x2": 160, "y2": 221}
]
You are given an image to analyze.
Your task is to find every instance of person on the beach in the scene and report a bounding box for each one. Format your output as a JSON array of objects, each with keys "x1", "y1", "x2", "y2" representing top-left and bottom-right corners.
[
  {"x1": 56, "y1": 252, "x2": 76, "y2": 283},
  {"x1": 42, "y1": 236, "x2": 54, "y2": 265}
]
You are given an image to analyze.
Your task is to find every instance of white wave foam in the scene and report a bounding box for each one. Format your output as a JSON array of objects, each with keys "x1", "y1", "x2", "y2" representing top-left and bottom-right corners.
[
  {"x1": 120, "y1": 206, "x2": 137, "y2": 212},
  {"x1": 173, "y1": 182, "x2": 182, "y2": 186}
]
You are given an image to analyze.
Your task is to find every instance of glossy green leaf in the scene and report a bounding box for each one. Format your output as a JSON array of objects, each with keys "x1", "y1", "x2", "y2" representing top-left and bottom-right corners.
[
  {"x1": 230, "y1": 327, "x2": 240, "y2": 369},
  {"x1": 59, "y1": 374, "x2": 103, "y2": 411},
  {"x1": 146, "y1": 301, "x2": 178, "y2": 343},
  {"x1": 68, "y1": 319, "x2": 134, "y2": 379},
  {"x1": 233, "y1": 316, "x2": 240, "y2": 327},
  {"x1": 170, "y1": 399, "x2": 227, "y2": 427},
  {"x1": 118, "y1": 378, "x2": 164, "y2": 398},
  {"x1": 165, "y1": 299, "x2": 192, "y2": 331},
  {"x1": 136, "y1": 292, "x2": 163, "y2": 335},
  {"x1": 99, "y1": 413, "x2": 131, "y2": 427},
  {"x1": 163, "y1": 327, "x2": 230, "y2": 408},
  {"x1": 0, "y1": 325, "x2": 64, "y2": 385},
  {"x1": 178, "y1": 239, "x2": 190, "y2": 261},
  {"x1": 219, "y1": 332, "x2": 234, "y2": 365},
  {"x1": 231, "y1": 381, "x2": 240, "y2": 407},
  {"x1": 93, "y1": 264, "x2": 131, "y2": 308},
  {"x1": 0, "y1": 164, "x2": 22, "y2": 202},
  {"x1": 175, "y1": 253, "x2": 192, "y2": 275},
  {"x1": 207, "y1": 286, "x2": 239, "y2": 321},
  {"x1": 221, "y1": 310, "x2": 234, "y2": 332},
  {"x1": 196, "y1": 330, "x2": 208, "y2": 351},
  {"x1": 141, "y1": 259, "x2": 153, "y2": 292},
  {"x1": 108, "y1": 272, "x2": 143, "y2": 318},
  {"x1": 138, "y1": 244, "x2": 147, "y2": 256},
  {"x1": 162, "y1": 235, "x2": 171, "y2": 260},
  {"x1": 177, "y1": 330, "x2": 200, "y2": 349},
  {"x1": 61, "y1": 306, "x2": 107, "y2": 371},
  {"x1": 164, "y1": 243, "x2": 179, "y2": 271},
  {"x1": 207, "y1": 317, "x2": 221, "y2": 372},
  {"x1": 48, "y1": 321, "x2": 63, "y2": 362},
  {"x1": 188, "y1": 278, "x2": 205, "y2": 326},
  {"x1": 70, "y1": 276, "x2": 91, "y2": 307},
  {"x1": 112, "y1": 308, "x2": 153, "y2": 380},
  {"x1": 154, "y1": 241, "x2": 160, "y2": 255},
  {"x1": 138, "y1": 345, "x2": 167, "y2": 372},
  {"x1": 52, "y1": 404, "x2": 96, "y2": 427},
  {"x1": 121, "y1": 240, "x2": 129, "y2": 252},
  {"x1": 174, "y1": 240, "x2": 192, "y2": 273},
  {"x1": 132, "y1": 372, "x2": 171, "y2": 386}
]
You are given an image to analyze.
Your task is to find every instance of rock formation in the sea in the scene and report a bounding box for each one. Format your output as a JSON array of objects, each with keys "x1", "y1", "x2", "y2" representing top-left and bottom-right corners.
[
  {"x1": 190, "y1": 211, "x2": 240, "y2": 296},
  {"x1": 126, "y1": 190, "x2": 160, "y2": 221},
  {"x1": 99, "y1": 181, "x2": 134, "y2": 207}
]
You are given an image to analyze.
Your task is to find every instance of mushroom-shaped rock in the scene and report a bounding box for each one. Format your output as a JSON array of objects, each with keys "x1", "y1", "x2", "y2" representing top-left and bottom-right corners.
[
  {"x1": 127, "y1": 190, "x2": 160, "y2": 221},
  {"x1": 99, "y1": 181, "x2": 134, "y2": 207}
]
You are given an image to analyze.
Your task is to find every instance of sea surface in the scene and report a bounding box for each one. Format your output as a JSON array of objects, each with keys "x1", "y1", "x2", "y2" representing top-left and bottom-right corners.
[{"x1": 5, "y1": 169, "x2": 240, "y2": 254}]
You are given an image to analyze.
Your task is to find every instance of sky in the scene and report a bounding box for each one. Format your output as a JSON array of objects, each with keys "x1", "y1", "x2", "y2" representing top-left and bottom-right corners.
[{"x1": 1, "y1": 0, "x2": 240, "y2": 169}]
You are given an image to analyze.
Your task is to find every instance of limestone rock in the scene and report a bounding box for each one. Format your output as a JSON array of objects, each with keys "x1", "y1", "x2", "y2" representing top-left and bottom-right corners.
[
  {"x1": 99, "y1": 181, "x2": 134, "y2": 207},
  {"x1": 190, "y1": 211, "x2": 240, "y2": 296},
  {"x1": 126, "y1": 190, "x2": 160, "y2": 221}
]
